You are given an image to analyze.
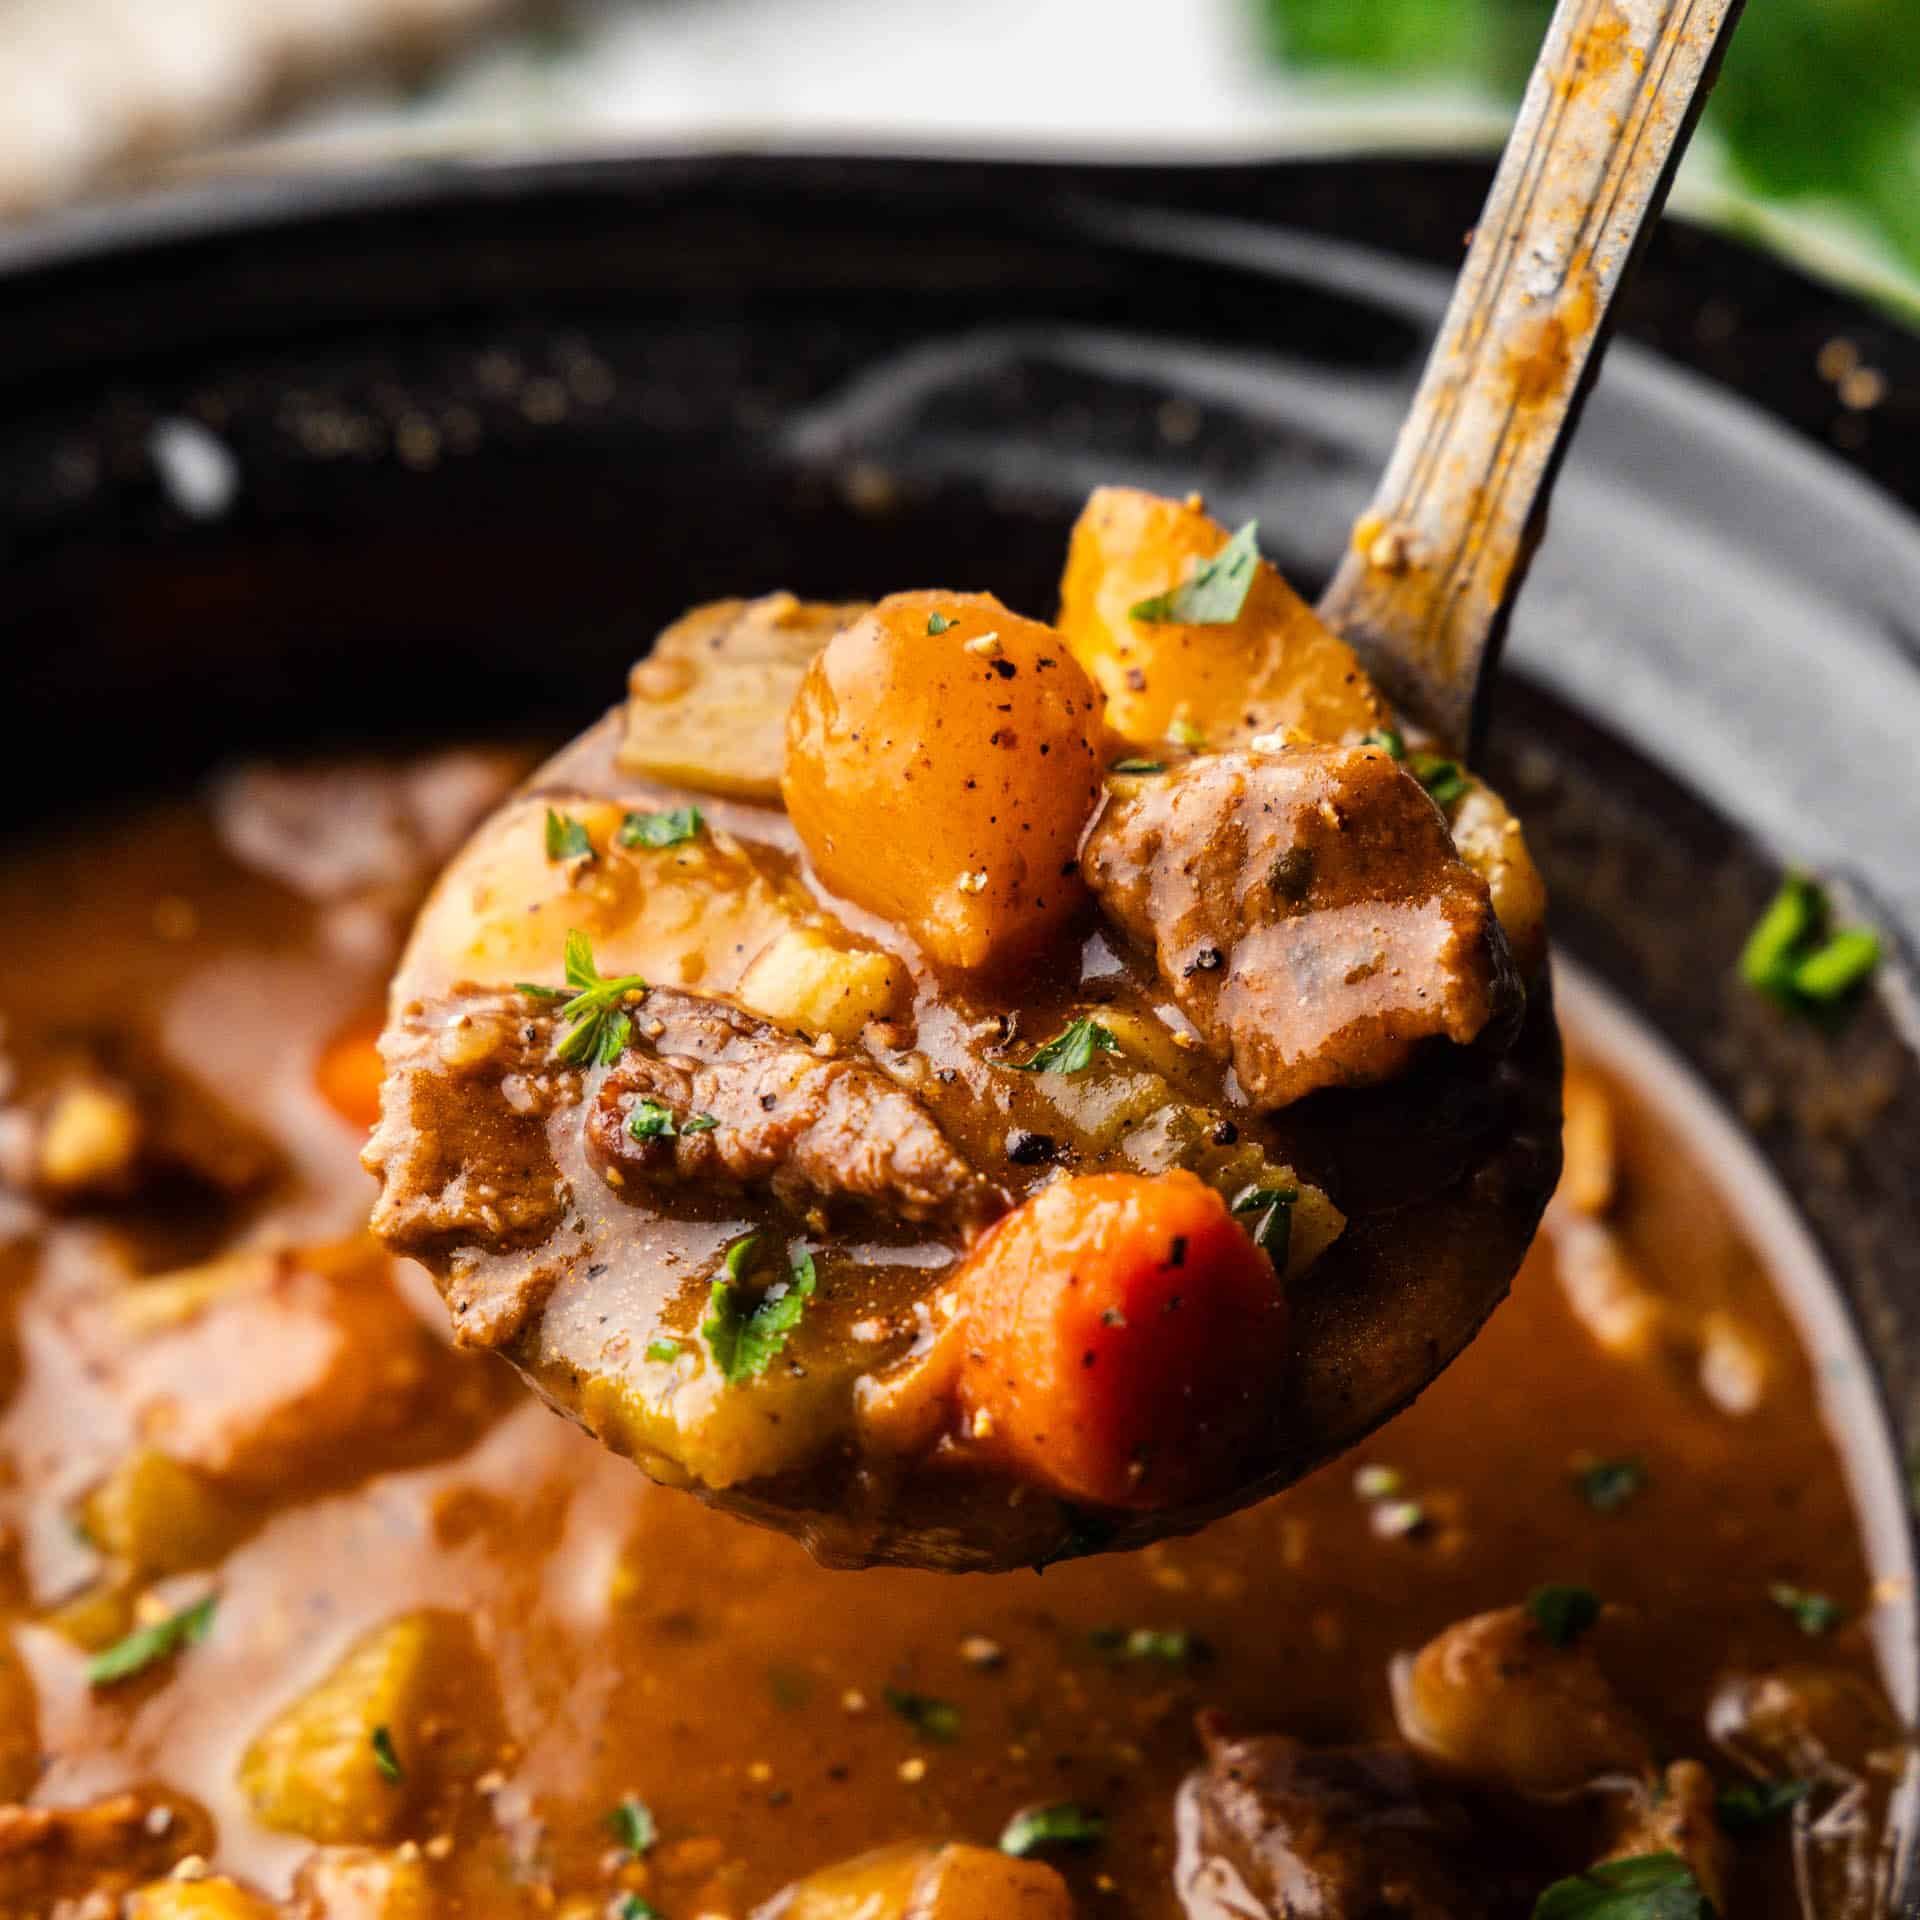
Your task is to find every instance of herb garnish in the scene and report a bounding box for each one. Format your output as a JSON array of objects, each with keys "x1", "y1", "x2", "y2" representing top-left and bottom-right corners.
[
  {"x1": 1091, "y1": 1626, "x2": 1207, "y2": 1665},
  {"x1": 1526, "y1": 1584, "x2": 1601, "y2": 1648},
  {"x1": 1232, "y1": 1185, "x2": 1298, "y2": 1267},
  {"x1": 1715, "y1": 1776, "x2": 1813, "y2": 1833},
  {"x1": 682, "y1": 1112, "x2": 720, "y2": 1133},
  {"x1": 616, "y1": 1899, "x2": 662, "y2": 1920},
  {"x1": 927, "y1": 611, "x2": 956, "y2": 635},
  {"x1": 645, "y1": 1338, "x2": 683, "y2": 1364},
  {"x1": 605, "y1": 1795, "x2": 658, "y2": 1856},
  {"x1": 544, "y1": 806, "x2": 595, "y2": 862},
  {"x1": 1362, "y1": 727, "x2": 1407, "y2": 759},
  {"x1": 884, "y1": 1687, "x2": 962, "y2": 1743},
  {"x1": 370, "y1": 1725, "x2": 405, "y2": 1784},
  {"x1": 619, "y1": 806, "x2": 704, "y2": 850},
  {"x1": 703, "y1": 1241, "x2": 817, "y2": 1385},
  {"x1": 1110, "y1": 757, "x2": 1167, "y2": 775},
  {"x1": 999, "y1": 1803, "x2": 1108, "y2": 1857},
  {"x1": 1531, "y1": 1852, "x2": 1712, "y2": 1920},
  {"x1": 86, "y1": 1592, "x2": 217, "y2": 1687},
  {"x1": 520, "y1": 930, "x2": 647, "y2": 1067},
  {"x1": 1411, "y1": 751, "x2": 1472, "y2": 811},
  {"x1": 1576, "y1": 1458, "x2": 1649, "y2": 1514},
  {"x1": 1129, "y1": 521, "x2": 1261, "y2": 625},
  {"x1": 1169, "y1": 717, "x2": 1207, "y2": 751},
  {"x1": 1008, "y1": 1017, "x2": 1120, "y2": 1075},
  {"x1": 1741, "y1": 872, "x2": 1881, "y2": 1013},
  {"x1": 628, "y1": 1100, "x2": 678, "y2": 1141},
  {"x1": 1770, "y1": 1582, "x2": 1845, "y2": 1637}
]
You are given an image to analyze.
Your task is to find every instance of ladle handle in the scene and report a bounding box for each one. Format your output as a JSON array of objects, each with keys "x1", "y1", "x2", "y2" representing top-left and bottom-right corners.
[{"x1": 1316, "y1": 0, "x2": 1745, "y2": 756}]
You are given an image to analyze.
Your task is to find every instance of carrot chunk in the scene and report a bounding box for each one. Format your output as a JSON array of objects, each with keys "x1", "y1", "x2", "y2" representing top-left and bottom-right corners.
[
  {"x1": 315, "y1": 1015, "x2": 386, "y2": 1134},
  {"x1": 952, "y1": 1170, "x2": 1289, "y2": 1509}
]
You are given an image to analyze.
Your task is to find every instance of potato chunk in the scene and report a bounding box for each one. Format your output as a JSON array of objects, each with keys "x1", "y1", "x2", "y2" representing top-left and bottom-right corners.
[
  {"x1": 239, "y1": 1610, "x2": 504, "y2": 1844},
  {"x1": 127, "y1": 1879, "x2": 279, "y2": 1920},
  {"x1": 758, "y1": 1841, "x2": 1074, "y2": 1920},
  {"x1": 291, "y1": 1846, "x2": 438, "y2": 1919},
  {"x1": 735, "y1": 927, "x2": 907, "y2": 1042},
  {"x1": 619, "y1": 594, "x2": 865, "y2": 801},
  {"x1": 784, "y1": 592, "x2": 1105, "y2": 970},
  {"x1": 1057, "y1": 487, "x2": 1384, "y2": 750}
]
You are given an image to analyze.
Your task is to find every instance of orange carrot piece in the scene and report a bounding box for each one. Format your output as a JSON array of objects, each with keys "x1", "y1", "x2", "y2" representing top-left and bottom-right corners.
[
  {"x1": 951, "y1": 1170, "x2": 1289, "y2": 1510},
  {"x1": 315, "y1": 1014, "x2": 386, "y2": 1134}
]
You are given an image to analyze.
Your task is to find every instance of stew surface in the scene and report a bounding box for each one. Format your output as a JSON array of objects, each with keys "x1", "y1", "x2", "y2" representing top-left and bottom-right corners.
[{"x1": 0, "y1": 756, "x2": 1902, "y2": 1917}]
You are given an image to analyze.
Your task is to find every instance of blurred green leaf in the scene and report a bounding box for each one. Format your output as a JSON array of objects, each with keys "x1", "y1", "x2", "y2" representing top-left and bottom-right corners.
[{"x1": 1257, "y1": 0, "x2": 1920, "y2": 279}]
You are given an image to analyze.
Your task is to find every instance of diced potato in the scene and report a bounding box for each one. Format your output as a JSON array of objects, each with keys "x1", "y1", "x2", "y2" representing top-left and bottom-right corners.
[
  {"x1": 395, "y1": 792, "x2": 834, "y2": 1009},
  {"x1": 127, "y1": 1877, "x2": 280, "y2": 1920},
  {"x1": 1057, "y1": 487, "x2": 1384, "y2": 750},
  {"x1": 290, "y1": 1846, "x2": 438, "y2": 1919},
  {"x1": 760, "y1": 1841, "x2": 1074, "y2": 1920},
  {"x1": 82, "y1": 1450, "x2": 250, "y2": 1576},
  {"x1": 736, "y1": 928, "x2": 907, "y2": 1042},
  {"x1": 619, "y1": 594, "x2": 866, "y2": 801},
  {"x1": 0, "y1": 1630, "x2": 38, "y2": 1801},
  {"x1": 1448, "y1": 778, "x2": 1548, "y2": 979},
  {"x1": 1393, "y1": 1604, "x2": 1652, "y2": 1796},
  {"x1": 783, "y1": 592, "x2": 1106, "y2": 971},
  {"x1": 239, "y1": 1610, "x2": 504, "y2": 1844},
  {"x1": 37, "y1": 1080, "x2": 143, "y2": 1195}
]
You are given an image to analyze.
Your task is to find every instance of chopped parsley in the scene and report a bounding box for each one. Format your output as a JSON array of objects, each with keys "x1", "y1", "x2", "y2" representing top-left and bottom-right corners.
[
  {"x1": 628, "y1": 1100, "x2": 678, "y2": 1141},
  {"x1": 1741, "y1": 872, "x2": 1881, "y2": 1014},
  {"x1": 86, "y1": 1592, "x2": 217, "y2": 1687},
  {"x1": 1110, "y1": 757, "x2": 1167, "y2": 775},
  {"x1": 605, "y1": 1795, "x2": 657, "y2": 1856},
  {"x1": 703, "y1": 1242, "x2": 817, "y2": 1385},
  {"x1": 544, "y1": 806, "x2": 595, "y2": 862},
  {"x1": 1531, "y1": 1852, "x2": 1712, "y2": 1920},
  {"x1": 927, "y1": 611, "x2": 956, "y2": 635},
  {"x1": 1715, "y1": 1776, "x2": 1813, "y2": 1833},
  {"x1": 615, "y1": 1900, "x2": 661, "y2": 1920},
  {"x1": 1575, "y1": 1457, "x2": 1649, "y2": 1513},
  {"x1": 681, "y1": 1112, "x2": 720, "y2": 1133},
  {"x1": 1008, "y1": 1017, "x2": 1120, "y2": 1075},
  {"x1": 884, "y1": 1687, "x2": 962, "y2": 1743},
  {"x1": 619, "y1": 806, "x2": 704, "y2": 850},
  {"x1": 1129, "y1": 520, "x2": 1261, "y2": 625},
  {"x1": 1169, "y1": 717, "x2": 1207, "y2": 751},
  {"x1": 1769, "y1": 1581, "x2": 1845, "y2": 1637},
  {"x1": 1526, "y1": 1584, "x2": 1600, "y2": 1648},
  {"x1": 1410, "y1": 751, "x2": 1472, "y2": 811},
  {"x1": 1091, "y1": 1626, "x2": 1207, "y2": 1665},
  {"x1": 1362, "y1": 727, "x2": 1407, "y2": 759},
  {"x1": 1231, "y1": 1185, "x2": 1297, "y2": 1267},
  {"x1": 645, "y1": 1338, "x2": 683, "y2": 1364},
  {"x1": 999, "y1": 1802, "x2": 1108, "y2": 1857},
  {"x1": 520, "y1": 929, "x2": 647, "y2": 1067},
  {"x1": 370, "y1": 1725, "x2": 405, "y2": 1784}
]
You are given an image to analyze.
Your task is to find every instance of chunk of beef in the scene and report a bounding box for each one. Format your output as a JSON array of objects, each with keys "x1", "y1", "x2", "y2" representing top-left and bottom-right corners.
[
  {"x1": 1082, "y1": 747, "x2": 1522, "y2": 1109},
  {"x1": 586, "y1": 989, "x2": 1000, "y2": 1230},
  {"x1": 1173, "y1": 1716, "x2": 1526, "y2": 1920}
]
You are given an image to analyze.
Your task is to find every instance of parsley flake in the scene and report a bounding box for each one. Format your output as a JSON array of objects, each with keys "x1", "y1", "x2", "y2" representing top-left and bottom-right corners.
[
  {"x1": 1532, "y1": 1852, "x2": 1712, "y2": 1920},
  {"x1": 619, "y1": 806, "x2": 703, "y2": 850},
  {"x1": 927, "y1": 611, "x2": 956, "y2": 635},
  {"x1": 1091, "y1": 1626, "x2": 1206, "y2": 1665},
  {"x1": 884, "y1": 1687, "x2": 962, "y2": 1743},
  {"x1": 1770, "y1": 1582, "x2": 1844, "y2": 1637},
  {"x1": 628, "y1": 1100, "x2": 677, "y2": 1141},
  {"x1": 703, "y1": 1242, "x2": 817, "y2": 1385},
  {"x1": 1526, "y1": 1584, "x2": 1601, "y2": 1648},
  {"x1": 86, "y1": 1591, "x2": 218, "y2": 1687},
  {"x1": 1129, "y1": 520, "x2": 1261, "y2": 625},
  {"x1": 682, "y1": 1111, "x2": 720, "y2": 1133},
  {"x1": 370, "y1": 1725, "x2": 405, "y2": 1784},
  {"x1": 1231, "y1": 1185, "x2": 1297, "y2": 1267},
  {"x1": 616, "y1": 1900, "x2": 662, "y2": 1920},
  {"x1": 1110, "y1": 757, "x2": 1167, "y2": 775},
  {"x1": 1008, "y1": 1017, "x2": 1120, "y2": 1075},
  {"x1": 1715, "y1": 1776, "x2": 1813, "y2": 1833},
  {"x1": 1411, "y1": 751, "x2": 1472, "y2": 811},
  {"x1": 544, "y1": 807, "x2": 595, "y2": 862},
  {"x1": 605, "y1": 1795, "x2": 657, "y2": 1856},
  {"x1": 999, "y1": 1803, "x2": 1108, "y2": 1857},
  {"x1": 1741, "y1": 872, "x2": 1881, "y2": 1014},
  {"x1": 1362, "y1": 727, "x2": 1407, "y2": 760},
  {"x1": 527, "y1": 929, "x2": 647, "y2": 1067},
  {"x1": 1576, "y1": 1458, "x2": 1649, "y2": 1513},
  {"x1": 645, "y1": 1337, "x2": 683, "y2": 1364}
]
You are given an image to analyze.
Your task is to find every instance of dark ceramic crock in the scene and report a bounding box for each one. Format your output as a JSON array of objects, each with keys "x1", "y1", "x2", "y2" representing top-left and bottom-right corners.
[{"x1": 1, "y1": 150, "x2": 1916, "y2": 1905}]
